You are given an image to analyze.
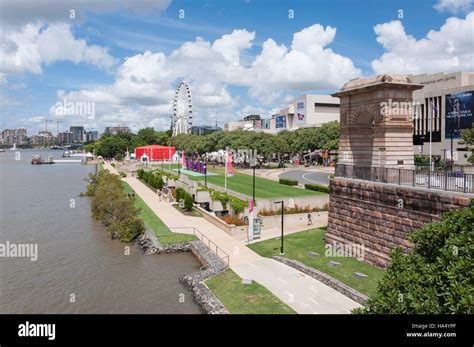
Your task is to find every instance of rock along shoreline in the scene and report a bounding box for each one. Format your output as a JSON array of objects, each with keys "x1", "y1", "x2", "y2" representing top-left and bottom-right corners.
[{"x1": 136, "y1": 234, "x2": 229, "y2": 314}]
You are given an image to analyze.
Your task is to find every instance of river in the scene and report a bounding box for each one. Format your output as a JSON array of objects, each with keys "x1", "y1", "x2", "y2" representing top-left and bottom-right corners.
[{"x1": 0, "y1": 149, "x2": 201, "y2": 313}]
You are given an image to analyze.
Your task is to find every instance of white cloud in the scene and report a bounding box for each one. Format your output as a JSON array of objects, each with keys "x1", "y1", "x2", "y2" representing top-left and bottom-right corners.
[
  {"x1": 44, "y1": 24, "x2": 359, "y2": 131},
  {"x1": 248, "y1": 24, "x2": 361, "y2": 103},
  {"x1": 434, "y1": 0, "x2": 473, "y2": 14},
  {"x1": 371, "y1": 12, "x2": 474, "y2": 74},
  {"x1": 212, "y1": 29, "x2": 256, "y2": 66},
  {"x1": 0, "y1": 22, "x2": 116, "y2": 76}
]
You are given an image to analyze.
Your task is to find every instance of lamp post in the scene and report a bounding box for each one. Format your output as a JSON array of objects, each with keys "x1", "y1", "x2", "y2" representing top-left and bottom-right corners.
[
  {"x1": 162, "y1": 150, "x2": 165, "y2": 171},
  {"x1": 252, "y1": 164, "x2": 256, "y2": 203},
  {"x1": 204, "y1": 161, "x2": 207, "y2": 187},
  {"x1": 178, "y1": 150, "x2": 181, "y2": 178},
  {"x1": 274, "y1": 200, "x2": 284, "y2": 254}
]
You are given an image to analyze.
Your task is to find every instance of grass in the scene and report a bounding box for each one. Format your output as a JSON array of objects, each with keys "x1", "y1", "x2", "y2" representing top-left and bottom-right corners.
[
  {"x1": 248, "y1": 228, "x2": 385, "y2": 297},
  {"x1": 185, "y1": 167, "x2": 324, "y2": 198},
  {"x1": 122, "y1": 182, "x2": 197, "y2": 245},
  {"x1": 205, "y1": 269, "x2": 296, "y2": 314}
]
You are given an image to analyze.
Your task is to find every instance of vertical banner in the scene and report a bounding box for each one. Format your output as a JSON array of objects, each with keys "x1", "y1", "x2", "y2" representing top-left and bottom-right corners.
[
  {"x1": 248, "y1": 200, "x2": 254, "y2": 242},
  {"x1": 182, "y1": 151, "x2": 186, "y2": 169},
  {"x1": 226, "y1": 150, "x2": 234, "y2": 177},
  {"x1": 445, "y1": 91, "x2": 473, "y2": 139},
  {"x1": 296, "y1": 101, "x2": 306, "y2": 125}
]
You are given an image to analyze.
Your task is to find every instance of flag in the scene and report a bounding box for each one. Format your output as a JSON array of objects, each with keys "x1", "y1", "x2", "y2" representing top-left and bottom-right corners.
[
  {"x1": 248, "y1": 199, "x2": 254, "y2": 213},
  {"x1": 226, "y1": 150, "x2": 234, "y2": 177}
]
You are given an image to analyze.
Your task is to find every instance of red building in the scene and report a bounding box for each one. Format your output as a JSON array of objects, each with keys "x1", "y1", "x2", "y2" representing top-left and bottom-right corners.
[{"x1": 134, "y1": 145, "x2": 176, "y2": 161}]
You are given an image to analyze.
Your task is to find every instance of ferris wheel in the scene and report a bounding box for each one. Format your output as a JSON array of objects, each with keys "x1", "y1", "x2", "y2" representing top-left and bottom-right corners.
[{"x1": 171, "y1": 81, "x2": 193, "y2": 136}]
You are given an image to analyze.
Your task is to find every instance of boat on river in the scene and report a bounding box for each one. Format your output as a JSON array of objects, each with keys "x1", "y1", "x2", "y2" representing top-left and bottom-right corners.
[{"x1": 31, "y1": 155, "x2": 55, "y2": 165}]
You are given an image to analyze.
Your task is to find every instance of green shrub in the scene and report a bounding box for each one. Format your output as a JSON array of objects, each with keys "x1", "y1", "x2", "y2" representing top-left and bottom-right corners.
[
  {"x1": 279, "y1": 178, "x2": 298, "y2": 186},
  {"x1": 355, "y1": 206, "x2": 474, "y2": 314},
  {"x1": 304, "y1": 183, "x2": 329, "y2": 193},
  {"x1": 184, "y1": 192, "x2": 194, "y2": 211},
  {"x1": 230, "y1": 196, "x2": 248, "y2": 214},
  {"x1": 87, "y1": 171, "x2": 143, "y2": 243},
  {"x1": 176, "y1": 187, "x2": 185, "y2": 202}
]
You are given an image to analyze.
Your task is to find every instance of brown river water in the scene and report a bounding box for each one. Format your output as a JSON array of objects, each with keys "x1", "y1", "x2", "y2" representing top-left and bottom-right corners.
[{"x1": 0, "y1": 149, "x2": 201, "y2": 313}]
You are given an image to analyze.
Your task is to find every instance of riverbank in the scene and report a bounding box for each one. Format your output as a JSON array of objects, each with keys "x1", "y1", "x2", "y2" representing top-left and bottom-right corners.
[
  {"x1": 0, "y1": 151, "x2": 201, "y2": 314},
  {"x1": 103, "y1": 162, "x2": 362, "y2": 314}
]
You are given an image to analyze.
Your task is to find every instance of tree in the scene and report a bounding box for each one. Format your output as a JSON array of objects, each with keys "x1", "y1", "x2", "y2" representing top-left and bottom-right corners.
[
  {"x1": 355, "y1": 205, "x2": 474, "y2": 314},
  {"x1": 94, "y1": 136, "x2": 128, "y2": 158},
  {"x1": 137, "y1": 127, "x2": 157, "y2": 144},
  {"x1": 460, "y1": 128, "x2": 474, "y2": 164},
  {"x1": 88, "y1": 171, "x2": 144, "y2": 242}
]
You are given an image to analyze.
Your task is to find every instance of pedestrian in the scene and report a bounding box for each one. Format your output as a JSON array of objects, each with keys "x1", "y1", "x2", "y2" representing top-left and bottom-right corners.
[
  {"x1": 307, "y1": 213, "x2": 312, "y2": 225},
  {"x1": 158, "y1": 190, "x2": 162, "y2": 201}
]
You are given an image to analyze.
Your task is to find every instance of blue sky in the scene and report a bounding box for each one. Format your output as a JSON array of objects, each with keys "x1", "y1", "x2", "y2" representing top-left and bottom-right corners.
[{"x1": 1, "y1": 0, "x2": 473, "y2": 133}]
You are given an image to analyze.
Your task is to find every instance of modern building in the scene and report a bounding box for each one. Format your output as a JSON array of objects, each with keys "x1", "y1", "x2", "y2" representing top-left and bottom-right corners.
[
  {"x1": 85, "y1": 130, "x2": 99, "y2": 142},
  {"x1": 223, "y1": 94, "x2": 340, "y2": 133},
  {"x1": 134, "y1": 145, "x2": 176, "y2": 162},
  {"x1": 271, "y1": 94, "x2": 340, "y2": 133},
  {"x1": 1, "y1": 128, "x2": 28, "y2": 145},
  {"x1": 31, "y1": 131, "x2": 55, "y2": 147},
  {"x1": 69, "y1": 126, "x2": 85, "y2": 143},
  {"x1": 191, "y1": 125, "x2": 222, "y2": 135},
  {"x1": 410, "y1": 71, "x2": 474, "y2": 166},
  {"x1": 104, "y1": 126, "x2": 131, "y2": 135},
  {"x1": 57, "y1": 131, "x2": 74, "y2": 145}
]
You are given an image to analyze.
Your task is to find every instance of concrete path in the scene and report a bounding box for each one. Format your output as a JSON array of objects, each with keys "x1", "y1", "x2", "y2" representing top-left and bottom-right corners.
[
  {"x1": 234, "y1": 212, "x2": 328, "y2": 244},
  {"x1": 103, "y1": 162, "x2": 361, "y2": 314}
]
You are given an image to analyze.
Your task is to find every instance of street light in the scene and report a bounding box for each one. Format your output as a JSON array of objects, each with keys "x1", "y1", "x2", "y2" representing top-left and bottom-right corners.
[
  {"x1": 252, "y1": 161, "x2": 256, "y2": 203},
  {"x1": 274, "y1": 200, "x2": 284, "y2": 255},
  {"x1": 162, "y1": 150, "x2": 165, "y2": 171},
  {"x1": 203, "y1": 160, "x2": 207, "y2": 187}
]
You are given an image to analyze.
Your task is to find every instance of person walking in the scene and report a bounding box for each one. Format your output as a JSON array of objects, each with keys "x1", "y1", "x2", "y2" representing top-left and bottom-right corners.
[{"x1": 307, "y1": 213, "x2": 313, "y2": 225}]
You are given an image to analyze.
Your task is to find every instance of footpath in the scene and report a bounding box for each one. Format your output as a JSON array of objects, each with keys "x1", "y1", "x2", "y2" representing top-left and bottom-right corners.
[{"x1": 104, "y1": 162, "x2": 360, "y2": 314}]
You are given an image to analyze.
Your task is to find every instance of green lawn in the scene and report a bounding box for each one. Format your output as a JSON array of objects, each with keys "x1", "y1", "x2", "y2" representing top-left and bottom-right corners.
[
  {"x1": 248, "y1": 228, "x2": 384, "y2": 297},
  {"x1": 122, "y1": 182, "x2": 197, "y2": 245},
  {"x1": 205, "y1": 269, "x2": 296, "y2": 314},
  {"x1": 185, "y1": 167, "x2": 323, "y2": 198}
]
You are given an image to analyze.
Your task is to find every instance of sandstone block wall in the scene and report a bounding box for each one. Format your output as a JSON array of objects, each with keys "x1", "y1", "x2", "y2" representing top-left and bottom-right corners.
[{"x1": 326, "y1": 178, "x2": 471, "y2": 267}]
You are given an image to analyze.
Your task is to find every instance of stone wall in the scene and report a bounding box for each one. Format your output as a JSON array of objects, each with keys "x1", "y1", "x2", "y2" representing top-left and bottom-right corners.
[
  {"x1": 326, "y1": 178, "x2": 472, "y2": 267},
  {"x1": 136, "y1": 235, "x2": 229, "y2": 314}
]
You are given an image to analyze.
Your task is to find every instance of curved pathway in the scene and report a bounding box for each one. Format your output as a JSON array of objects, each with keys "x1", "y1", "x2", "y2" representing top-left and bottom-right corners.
[{"x1": 103, "y1": 162, "x2": 361, "y2": 314}]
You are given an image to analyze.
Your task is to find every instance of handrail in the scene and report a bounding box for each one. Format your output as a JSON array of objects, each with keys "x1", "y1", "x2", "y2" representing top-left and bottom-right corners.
[
  {"x1": 335, "y1": 164, "x2": 474, "y2": 194},
  {"x1": 153, "y1": 226, "x2": 230, "y2": 267},
  {"x1": 191, "y1": 227, "x2": 230, "y2": 268}
]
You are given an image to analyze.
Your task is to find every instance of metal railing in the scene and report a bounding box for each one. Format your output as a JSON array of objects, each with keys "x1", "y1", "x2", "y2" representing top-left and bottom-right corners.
[
  {"x1": 336, "y1": 164, "x2": 474, "y2": 194},
  {"x1": 154, "y1": 226, "x2": 230, "y2": 268},
  {"x1": 191, "y1": 227, "x2": 230, "y2": 268}
]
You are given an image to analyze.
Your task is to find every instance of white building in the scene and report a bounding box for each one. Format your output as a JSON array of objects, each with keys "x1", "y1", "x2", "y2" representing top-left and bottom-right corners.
[
  {"x1": 410, "y1": 71, "x2": 474, "y2": 166},
  {"x1": 224, "y1": 94, "x2": 340, "y2": 134},
  {"x1": 271, "y1": 94, "x2": 340, "y2": 133}
]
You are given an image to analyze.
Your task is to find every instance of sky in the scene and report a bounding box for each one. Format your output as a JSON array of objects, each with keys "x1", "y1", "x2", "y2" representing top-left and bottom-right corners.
[{"x1": 1, "y1": 0, "x2": 473, "y2": 134}]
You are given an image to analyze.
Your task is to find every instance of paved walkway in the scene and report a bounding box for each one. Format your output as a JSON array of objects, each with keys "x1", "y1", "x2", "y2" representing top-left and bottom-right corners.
[
  {"x1": 103, "y1": 162, "x2": 361, "y2": 314},
  {"x1": 234, "y1": 212, "x2": 328, "y2": 244}
]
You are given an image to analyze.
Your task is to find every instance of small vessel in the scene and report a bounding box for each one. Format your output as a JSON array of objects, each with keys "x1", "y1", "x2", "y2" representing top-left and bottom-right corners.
[
  {"x1": 10, "y1": 143, "x2": 17, "y2": 151},
  {"x1": 0, "y1": 148, "x2": 5, "y2": 153},
  {"x1": 62, "y1": 150, "x2": 71, "y2": 157},
  {"x1": 31, "y1": 155, "x2": 55, "y2": 165}
]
